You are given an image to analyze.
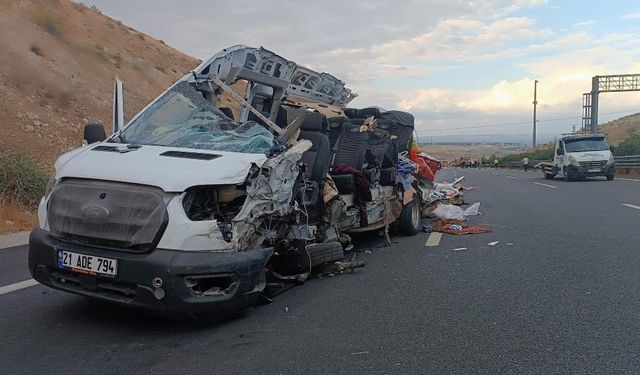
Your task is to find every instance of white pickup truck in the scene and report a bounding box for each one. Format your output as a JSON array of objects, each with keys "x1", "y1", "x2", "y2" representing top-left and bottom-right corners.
[{"x1": 538, "y1": 133, "x2": 615, "y2": 181}]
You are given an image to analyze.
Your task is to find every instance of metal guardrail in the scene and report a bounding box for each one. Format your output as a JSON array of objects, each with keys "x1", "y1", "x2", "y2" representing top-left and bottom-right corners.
[
  {"x1": 499, "y1": 156, "x2": 640, "y2": 169},
  {"x1": 614, "y1": 155, "x2": 640, "y2": 168},
  {"x1": 499, "y1": 160, "x2": 544, "y2": 169}
]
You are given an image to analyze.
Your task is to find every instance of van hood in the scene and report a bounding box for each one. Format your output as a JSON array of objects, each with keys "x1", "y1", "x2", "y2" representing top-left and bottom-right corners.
[
  {"x1": 569, "y1": 150, "x2": 612, "y2": 161},
  {"x1": 54, "y1": 144, "x2": 267, "y2": 192}
]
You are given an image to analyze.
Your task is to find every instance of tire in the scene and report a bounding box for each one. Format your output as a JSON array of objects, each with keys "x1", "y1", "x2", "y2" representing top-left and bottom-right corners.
[
  {"x1": 543, "y1": 171, "x2": 553, "y2": 179},
  {"x1": 84, "y1": 123, "x2": 106, "y2": 144},
  {"x1": 606, "y1": 174, "x2": 614, "y2": 181},
  {"x1": 399, "y1": 195, "x2": 420, "y2": 236},
  {"x1": 563, "y1": 167, "x2": 572, "y2": 181},
  {"x1": 306, "y1": 242, "x2": 344, "y2": 267}
]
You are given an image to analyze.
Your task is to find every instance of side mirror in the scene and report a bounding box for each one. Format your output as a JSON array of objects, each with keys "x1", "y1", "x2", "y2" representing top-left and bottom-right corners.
[
  {"x1": 84, "y1": 123, "x2": 106, "y2": 144},
  {"x1": 609, "y1": 145, "x2": 615, "y2": 153},
  {"x1": 556, "y1": 148, "x2": 564, "y2": 156}
]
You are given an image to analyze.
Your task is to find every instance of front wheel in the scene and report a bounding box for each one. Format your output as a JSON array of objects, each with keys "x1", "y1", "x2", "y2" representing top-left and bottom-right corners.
[
  {"x1": 563, "y1": 167, "x2": 572, "y2": 181},
  {"x1": 398, "y1": 195, "x2": 420, "y2": 236},
  {"x1": 606, "y1": 174, "x2": 614, "y2": 181}
]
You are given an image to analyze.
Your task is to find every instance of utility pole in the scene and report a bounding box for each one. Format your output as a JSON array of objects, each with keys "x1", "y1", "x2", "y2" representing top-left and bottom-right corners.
[{"x1": 532, "y1": 79, "x2": 538, "y2": 147}]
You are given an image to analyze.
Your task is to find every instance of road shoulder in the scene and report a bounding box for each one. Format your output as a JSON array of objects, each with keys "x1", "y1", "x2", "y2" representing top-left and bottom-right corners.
[{"x1": 0, "y1": 231, "x2": 30, "y2": 249}]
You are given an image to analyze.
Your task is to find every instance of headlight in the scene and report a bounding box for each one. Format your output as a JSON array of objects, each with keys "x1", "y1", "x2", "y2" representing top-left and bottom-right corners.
[
  {"x1": 568, "y1": 155, "x2": 578, "y2": 165},
  {"x1": 45, "y1": 176, "x2": 56, "y2": 198}
]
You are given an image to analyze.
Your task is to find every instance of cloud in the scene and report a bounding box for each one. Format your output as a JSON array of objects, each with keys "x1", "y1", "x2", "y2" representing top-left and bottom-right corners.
[
  {"x1": 572, "y1": 20, "x2": 597, "y2": 27},
  {"x1": 622, "y1": 11, "x2": 640, "y2": 19},
  {"x1": 85, "y1": 0, "x2": 640, "y2": 136}
]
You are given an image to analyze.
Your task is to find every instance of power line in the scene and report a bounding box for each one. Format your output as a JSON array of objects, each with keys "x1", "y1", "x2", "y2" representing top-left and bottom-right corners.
[{"x1": 416, "y1": 109, "x2": 639, "y2": 133}]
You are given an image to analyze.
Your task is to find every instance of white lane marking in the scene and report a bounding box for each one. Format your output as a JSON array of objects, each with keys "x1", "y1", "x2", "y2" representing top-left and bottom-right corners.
[
  {"x1": 506, "y1": 176, "x2": 517, "y2": 180},
  {"x1": 0, "y1": 279, "x2": 39, "y2": 296},
  {"x1": 425, "y1": 232, "x2": 442, "y2": 247},
  {"x1": 532, "y1": 182, "x2": 558, "y2": 189},
  {"x1": 622, "y1": 204, "x2": 640, "y2": 210},
  {"x1": 617, "y1": 178, "x2": 640, "y2": 182}
]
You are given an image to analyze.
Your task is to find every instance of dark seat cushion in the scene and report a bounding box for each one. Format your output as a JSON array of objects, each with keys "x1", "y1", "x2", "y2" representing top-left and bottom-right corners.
[
  {"x1": 299, "y1": 130, "x2": 331, "y2": 182},
  {"x1": 380, "y1": 167, "x2": 396, "y2": 186},
  {"x1": 300, "y1": 112, "x2": 327, "y2": 132},
  {"x1": 333, "y1": 125, "x2": 369, "y2": 169}
]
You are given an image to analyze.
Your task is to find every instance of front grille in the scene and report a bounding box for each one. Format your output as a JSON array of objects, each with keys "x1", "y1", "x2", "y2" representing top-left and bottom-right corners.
[
  {"x1": 50, "y1": 268, "x2": 136, "y2": 303},
  {"x1": 47, "y1": 179, "x2": 168, "y2": 252},
  {"x1": 579, "y1": 160, "x2": 606, "y2": 169}
]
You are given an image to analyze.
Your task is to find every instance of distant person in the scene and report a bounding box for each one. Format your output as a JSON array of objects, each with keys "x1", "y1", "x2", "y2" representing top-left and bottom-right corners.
[
  {"x1": 493, "y1": 159, "x2": 499, "y2": 169},
  {"x1": 522, "y1": 157, "x2": 530, "y2": 172}
]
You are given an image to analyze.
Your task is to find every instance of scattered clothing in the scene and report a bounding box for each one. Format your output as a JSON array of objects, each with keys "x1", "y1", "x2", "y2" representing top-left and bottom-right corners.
[{"x1": 432, "y1": 219, "x2": 492, "y2": 235}]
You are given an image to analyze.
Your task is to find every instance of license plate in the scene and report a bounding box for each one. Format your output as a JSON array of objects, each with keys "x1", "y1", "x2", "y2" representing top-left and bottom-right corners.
[
  {"x1": 56, "y1": 249, "x2": 117, "y2": 277},
  {"x1": 588, "y1": 168, "x2": 601, "y2": 172}
]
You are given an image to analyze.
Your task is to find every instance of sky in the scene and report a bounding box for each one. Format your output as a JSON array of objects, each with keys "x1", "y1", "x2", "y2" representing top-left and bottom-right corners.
[{"x1": 86, "y1": 0, "x2": 640, "y2": 139}]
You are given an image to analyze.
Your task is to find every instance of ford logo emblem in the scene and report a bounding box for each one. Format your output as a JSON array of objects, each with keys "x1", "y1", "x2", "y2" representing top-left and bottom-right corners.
[{"x1": 81, "y1": 205, "x2": 109, "y2": 220}]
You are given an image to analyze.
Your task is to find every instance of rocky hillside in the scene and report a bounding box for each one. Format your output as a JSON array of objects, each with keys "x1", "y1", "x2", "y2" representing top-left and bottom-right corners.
[
  {"x1": 0, "y1": 0, "x2": 200, "y2": 167},
  {"x1": 598, "y1": 113, "x2": 640, "y2": 145}
]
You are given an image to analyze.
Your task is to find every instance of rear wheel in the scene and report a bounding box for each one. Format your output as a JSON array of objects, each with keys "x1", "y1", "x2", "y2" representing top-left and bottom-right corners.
[{"x1": 399, "y1": 195, "x2": 420, "y2": 236}]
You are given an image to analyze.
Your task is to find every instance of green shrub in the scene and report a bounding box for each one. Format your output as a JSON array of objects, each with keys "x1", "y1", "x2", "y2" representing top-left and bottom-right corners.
[
  {"x1": 614, "y1": 134, "x2": 640, "y2": 156},
  {"x1": 94, "y1": 49, "x2": 111, "y2": 62},
  {"x1": 0, "y1": 151, "x2": 49, "y2": 209},
  {"x1": 38, "y1": 11, "x2": 62, "y2": 37}
]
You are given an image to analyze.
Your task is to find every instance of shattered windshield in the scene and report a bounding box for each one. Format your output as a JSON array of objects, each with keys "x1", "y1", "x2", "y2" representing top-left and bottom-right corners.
[
  {"x1": 564, "y1": 138, "x2": 609, "y2": 153},
  {"x1": 119, "y1": 81, "x2": 274, "y2": 153}
]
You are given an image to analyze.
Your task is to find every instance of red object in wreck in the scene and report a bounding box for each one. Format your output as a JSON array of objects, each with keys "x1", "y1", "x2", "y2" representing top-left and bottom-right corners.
[{"x1": 409, "y1": 151, "x2": 436, "y2": 183}]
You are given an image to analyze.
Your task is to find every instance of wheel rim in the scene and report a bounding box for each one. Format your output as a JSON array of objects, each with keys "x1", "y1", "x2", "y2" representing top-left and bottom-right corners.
[{"x1": 411, "y1": 201, "x2": 420, "y2": 228}]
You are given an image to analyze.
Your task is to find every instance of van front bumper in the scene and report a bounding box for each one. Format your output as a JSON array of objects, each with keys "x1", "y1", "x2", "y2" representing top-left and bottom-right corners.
[
  {"x1": 28, "y1": 228, "x2": 272, "y2": 319},
  {"x1": 567, "y1": 163, "x2": 615, "y2": 178}
]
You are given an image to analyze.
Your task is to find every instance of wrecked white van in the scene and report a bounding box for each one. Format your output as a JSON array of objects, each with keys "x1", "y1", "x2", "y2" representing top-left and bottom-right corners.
[{"x1": 29, "y1": 46, "x2": 427, "y2": 318}]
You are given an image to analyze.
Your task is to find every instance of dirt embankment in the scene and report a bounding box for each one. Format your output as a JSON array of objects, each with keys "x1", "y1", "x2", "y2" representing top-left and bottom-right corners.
[
  {"x1": 0, "y1": 0, "x2": 201, "y2": 168},
  {"x1": 0, "y1": 0, "x2": 200, "y2": 233},
  {"x1": 0, "y1": 1, "x2": 250, "y2": 234},
  {"x1": 599, "y1": 113, "x2": 640, "y2": 144}
]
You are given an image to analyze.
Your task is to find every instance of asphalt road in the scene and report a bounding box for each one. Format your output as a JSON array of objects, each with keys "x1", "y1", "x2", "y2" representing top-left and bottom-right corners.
[{"x1": 1, "y1": 169, "x2": 639, "y2": 374}]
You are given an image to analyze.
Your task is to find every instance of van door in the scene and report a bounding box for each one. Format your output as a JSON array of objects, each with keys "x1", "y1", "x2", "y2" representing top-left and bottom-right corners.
[{"x1": 554, "y1": 140, "x2": 564, "y2": 170}]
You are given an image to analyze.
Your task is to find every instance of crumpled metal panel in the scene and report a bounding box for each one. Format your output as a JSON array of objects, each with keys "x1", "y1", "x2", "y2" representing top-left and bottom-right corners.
[
  {"x1": 232, "y1": 140, "x2": 312, "y2": 251},
  {"x1": 47, "y1": 179, "x2": 167, "y2": 250}
]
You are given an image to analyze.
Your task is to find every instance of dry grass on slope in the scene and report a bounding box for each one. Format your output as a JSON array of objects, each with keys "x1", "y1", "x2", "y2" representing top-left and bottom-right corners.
[{"x1": 0, "y1": 0, "x2": 199, "y2": 169}]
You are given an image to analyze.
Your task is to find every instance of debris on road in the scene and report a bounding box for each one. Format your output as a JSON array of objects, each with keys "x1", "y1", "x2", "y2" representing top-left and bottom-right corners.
[
  {"x1": 487, "y1": 241, "x2": 500, "y2": 247},
  {"x1": 464, "y1": 202, "x2": 481, "y2": 216},
  {"x1": 420, "y1": 218, "x2": 433, "y2": 233},
  {"x1": 433, "y1": 203, "x2": 466, "y2": 220},
  {"x1": 432, "y1": 219, "x2": 492, "y2": 235},
  {"x1": 432, "y1": 202, "x2": 481, "y2": 220}
]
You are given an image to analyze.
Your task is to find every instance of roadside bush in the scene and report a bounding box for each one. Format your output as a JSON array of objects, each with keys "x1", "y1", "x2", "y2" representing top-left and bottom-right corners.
[
  {"x1": 37, "y1": 11, "x2": 62, "y2": 37},
  {"x1": 0, "y1": 151, "x2": 48, "y2": 209},
  {"x1": 94, "y1": 49, "x2": 111, "y2": 62},
  {"x1": 613, "y1": 134, "x2": 640, "y2": 156}
]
